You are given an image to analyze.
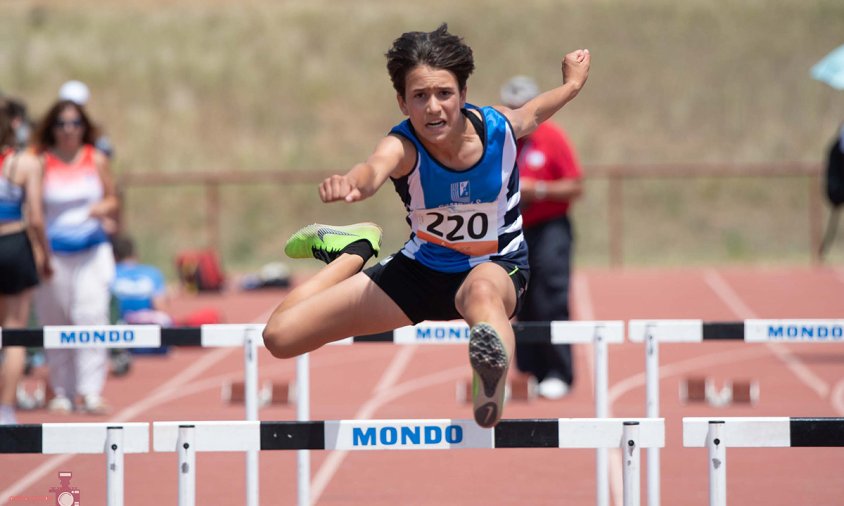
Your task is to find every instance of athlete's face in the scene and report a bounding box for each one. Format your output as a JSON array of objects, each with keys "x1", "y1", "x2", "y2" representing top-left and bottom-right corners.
[{"x1": 397, "y1": 65, "x2": 466, "y2": 143}]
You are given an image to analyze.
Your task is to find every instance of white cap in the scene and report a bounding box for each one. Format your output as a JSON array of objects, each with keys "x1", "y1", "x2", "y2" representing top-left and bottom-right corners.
[
  {"x1": 58, "y1": 80, "x2": 90, "y2": 106},
  {"x1": 500, "y1": 75, "x2": 539, "y2": 108}
]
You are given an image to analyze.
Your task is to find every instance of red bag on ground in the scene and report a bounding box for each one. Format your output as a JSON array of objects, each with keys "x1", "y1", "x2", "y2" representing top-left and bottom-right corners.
[
  {"x1": 176, "y1": 249, "x2": 225, "y2": 292},
  {"x1": 177, "y1": 307, "x2": 224, "y2": 326}
]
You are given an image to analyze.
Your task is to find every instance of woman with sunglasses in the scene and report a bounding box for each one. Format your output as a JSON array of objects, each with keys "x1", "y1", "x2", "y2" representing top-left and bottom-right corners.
[
  {"x1": 31, "y1": 99, "x2": 119, "y2": 414},
  {"x1": 0, "y1": 99, "x2": 52, "y2": 424}
]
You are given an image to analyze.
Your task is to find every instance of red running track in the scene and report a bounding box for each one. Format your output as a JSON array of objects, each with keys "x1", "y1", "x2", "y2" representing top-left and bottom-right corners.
[{"x1": 1, "y1": 265, "x2": 843, "y2": 505}]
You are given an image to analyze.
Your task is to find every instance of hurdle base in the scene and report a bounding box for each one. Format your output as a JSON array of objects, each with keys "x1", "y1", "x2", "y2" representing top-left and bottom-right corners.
[
  {"x1": 456, "y1": 376, "x2": 537, "y2": 404},
  {"x1": 221, "y1": 380, "x2": 291, "y2": 407},
  {"x1": 680, "y1": 377, "x2": 759, "y2": 407}
]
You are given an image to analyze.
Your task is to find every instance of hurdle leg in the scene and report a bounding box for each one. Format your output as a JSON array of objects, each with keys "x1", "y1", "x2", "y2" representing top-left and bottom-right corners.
[
  {"x1": 243, "y1": 329, "x2": 260, "y2": 506},
  {"x1": 296, "y1": 353, "x2": 311, "y2": 506},
  {"x1": 178, "y1": 425, "x2": 196, "y2": 506},
  {"x1": 707, "y1": 421, "x2": 726, "y2": 506},
  {"x1": 645, "y1": 330, "x2": 660, "y2": 506},
  {"x1": 594, "y1": 328, "x2": 610, "y2": 506},
  {"x1": 622, "y1": 421, "x2": 641, "y2": 506},
  {"x1": 106, "y1": 426, "x2": 124, "y2": 506}
]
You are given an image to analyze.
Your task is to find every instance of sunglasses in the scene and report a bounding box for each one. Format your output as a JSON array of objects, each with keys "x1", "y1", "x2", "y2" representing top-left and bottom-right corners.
[{"x1": 54, "y1": 119, "x2": 83, "y2": 129}]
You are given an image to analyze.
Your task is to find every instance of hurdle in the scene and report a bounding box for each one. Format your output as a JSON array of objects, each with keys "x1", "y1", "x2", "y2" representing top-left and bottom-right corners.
[
  {"x1": 683, "y1": 417, "x2": 844, "y2": 506},
  {"x1": 1, "y1": 321, "x2": 624, "y2": 505},
  {"x1": 0, "y1": 323, "x2": 266, "y2": 506},
  {"x1": 314, "y1": 320, "x2": 624, "y2": 506},
  {"x1": 628, "y1": 318, "x2": 844, "y2": 506},
  {"x1": 154, "y1": 417, "x2": 664, "y2": 506},
  {"x1": 0, "y1": 422, "x2": 149, "y2": 506}
]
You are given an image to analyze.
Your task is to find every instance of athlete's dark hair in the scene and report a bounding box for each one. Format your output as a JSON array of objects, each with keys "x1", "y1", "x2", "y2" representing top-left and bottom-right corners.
[
  {"x1": 32, "y1": 100, "x2": 100, "y2": 153},
  {"x1": 385, "y1": 23, "x2": 475, "y2": 97}
]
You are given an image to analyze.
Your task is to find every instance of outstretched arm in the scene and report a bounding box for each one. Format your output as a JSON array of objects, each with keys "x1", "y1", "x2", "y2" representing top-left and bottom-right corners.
[
  {"x1": 319, "y1": 134, "x2": 413, "y2": 203},
  {"x1": 500, "y1": 49, "x2": 591, "y2": 139}
]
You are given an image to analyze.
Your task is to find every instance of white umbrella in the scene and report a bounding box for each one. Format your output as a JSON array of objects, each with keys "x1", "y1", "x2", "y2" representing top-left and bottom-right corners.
[{"x1": 812, "y1": 44, "x2": 844, "y2": 90}]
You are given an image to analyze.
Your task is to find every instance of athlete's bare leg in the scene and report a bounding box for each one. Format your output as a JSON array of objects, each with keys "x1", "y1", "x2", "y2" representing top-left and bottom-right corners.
[
  {"x1": 454, "y1": 262, "x2": 518, "y2": 356},
  {"x1": 263, "y1": 260, "x2": 411, "y2": 358},
  {"x1": 273, "y1": 253, "x2": 364, "y2": 314},
  {"x1": 0, "y1": 291, "x2": 32, "y2": 418}
]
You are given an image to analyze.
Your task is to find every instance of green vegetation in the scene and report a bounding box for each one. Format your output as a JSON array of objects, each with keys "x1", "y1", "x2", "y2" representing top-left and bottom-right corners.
[{"x1": 2, "y1": 0, "x2": 843, "y2": 275}]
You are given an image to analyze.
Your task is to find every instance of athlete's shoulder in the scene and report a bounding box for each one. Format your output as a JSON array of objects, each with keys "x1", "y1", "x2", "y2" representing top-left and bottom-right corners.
[{"x1": 389, "y1": 118, "x2": 414, "y2": 138}]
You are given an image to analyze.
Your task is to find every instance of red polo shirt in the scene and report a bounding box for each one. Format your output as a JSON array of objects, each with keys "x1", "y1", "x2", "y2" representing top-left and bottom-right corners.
[{"x1": 517, "y1": 122, "x2": 582, "y2": 228}]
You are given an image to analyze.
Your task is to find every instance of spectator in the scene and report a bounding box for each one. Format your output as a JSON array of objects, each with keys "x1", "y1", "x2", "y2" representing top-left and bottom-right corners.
[
  {"x1": 501, "y1": 75, "x2": 584, "y2": 399},
  {"x1": 31, "y1": 99, "x2": 119, "y2": 414},
  {"x1": 6, "y1": 97, "x2": 32, "y2": 150},
  {"x1": 0, "y1": 99, "x2": 52, "y2": 424},
  {"x1": 111, "y1": 234, "x2": 171, "y2": 356}
]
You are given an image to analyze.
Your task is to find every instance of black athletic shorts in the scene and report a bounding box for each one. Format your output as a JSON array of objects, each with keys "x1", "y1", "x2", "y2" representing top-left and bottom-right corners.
[
  {"x1": 0, "y1": 229, "x2": 39, "y2": 295},
  {"x1": 363, "y1": 252, "x2": 529, "y2": 324}
]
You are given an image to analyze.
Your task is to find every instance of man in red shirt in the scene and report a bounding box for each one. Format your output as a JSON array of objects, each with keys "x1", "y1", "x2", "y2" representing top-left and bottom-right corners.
[{"x1": 501, "y1": 76, "x2": 584, "y2": 399}]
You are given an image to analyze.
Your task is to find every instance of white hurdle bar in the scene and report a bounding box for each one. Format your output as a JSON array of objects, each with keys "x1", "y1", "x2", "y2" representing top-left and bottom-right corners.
[
  {"x1": 154, "y1": 417, "x2": 664, "y2": 506},
  {"x1": 684, "y1": 417, "x2": 844, "y2": 506},
  {"x1": 0, "y1": 423, "x2": 149, "y2": 506},
  {"x1": 628, "y1": 318, "x2": 844, "y2": 506},
  {"x1": 320, "y1": 320, "x2": 624, "y2": 506}
]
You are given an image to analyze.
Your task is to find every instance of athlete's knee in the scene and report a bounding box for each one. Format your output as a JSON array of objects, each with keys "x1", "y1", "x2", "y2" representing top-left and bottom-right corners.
[
  {"x1": 262, "y1": 316, "x2": 301, "y2": 359},
  {"x1": 456, "y1": 277, "x2": 501, "y2": 312}
]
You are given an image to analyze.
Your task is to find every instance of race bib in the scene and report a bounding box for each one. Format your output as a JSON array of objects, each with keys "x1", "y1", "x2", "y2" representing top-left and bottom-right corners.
[{"x1": 413, "y1": 202, "x2": 498, "y2": 256}]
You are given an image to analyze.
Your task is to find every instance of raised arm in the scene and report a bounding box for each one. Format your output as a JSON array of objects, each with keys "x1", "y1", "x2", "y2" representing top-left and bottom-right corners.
[
  {"x1": 500, "y1": 49, "x2": 591, "y2": 139},
  {"x1": 319, "y1": 134, "x2": 414, "y2": 203}
]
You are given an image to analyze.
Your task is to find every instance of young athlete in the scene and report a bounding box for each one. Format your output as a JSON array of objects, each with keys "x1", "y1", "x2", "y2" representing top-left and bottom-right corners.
[{"x1": 263, "y1": 24, "x2": 590, "y2": 427}]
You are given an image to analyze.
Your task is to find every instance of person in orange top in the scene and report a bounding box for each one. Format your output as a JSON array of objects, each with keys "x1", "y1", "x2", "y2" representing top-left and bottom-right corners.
[{"x1": 31, "y1": 99, "x2": 119, "y2": 414}]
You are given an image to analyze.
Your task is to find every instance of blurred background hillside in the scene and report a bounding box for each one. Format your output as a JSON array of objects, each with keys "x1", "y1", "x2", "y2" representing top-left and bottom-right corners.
[{"x1": 2, "y1": 0, "x2": 843, "y2": 277}]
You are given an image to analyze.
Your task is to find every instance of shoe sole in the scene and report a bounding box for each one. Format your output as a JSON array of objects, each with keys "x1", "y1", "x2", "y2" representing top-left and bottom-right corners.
[
  {"x1": 469, "y1": 323, "x2": 508, "y2": 428},
  {"x1": 284, "y1": 222, "x2": 382, "y2": 259}
]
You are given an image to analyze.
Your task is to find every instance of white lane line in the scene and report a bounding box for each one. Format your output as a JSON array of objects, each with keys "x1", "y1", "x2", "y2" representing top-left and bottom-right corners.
[
  {"x1": 0, "y1": 304, "x2": 277, "y2": 499},
  {"x1": 572, "y1": 272, "x2": 597, "y2": 322},
  {"x1": 832, "y1": 379, "x2": 844, "y2": 416},
  {"x1": 704, "y1": 269, "x2": 830, "y2": 399},
  {"x1": 835, "y1": 268, "x2": 844, "y2": 286}
]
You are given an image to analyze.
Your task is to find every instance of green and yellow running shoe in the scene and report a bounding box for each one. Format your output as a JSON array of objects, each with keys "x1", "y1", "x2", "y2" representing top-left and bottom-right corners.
[
  {"x1": 469, "y1": 322, "x2": 509, "y2": 428},
  {"x1": 284, "y1": 222, "x2": 382, "y2": 264}
]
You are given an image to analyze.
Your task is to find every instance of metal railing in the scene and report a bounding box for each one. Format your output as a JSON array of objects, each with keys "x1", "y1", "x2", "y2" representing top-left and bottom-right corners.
[{"x1": 117, "y1": 161, "x2": 825, "y2": 266}]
